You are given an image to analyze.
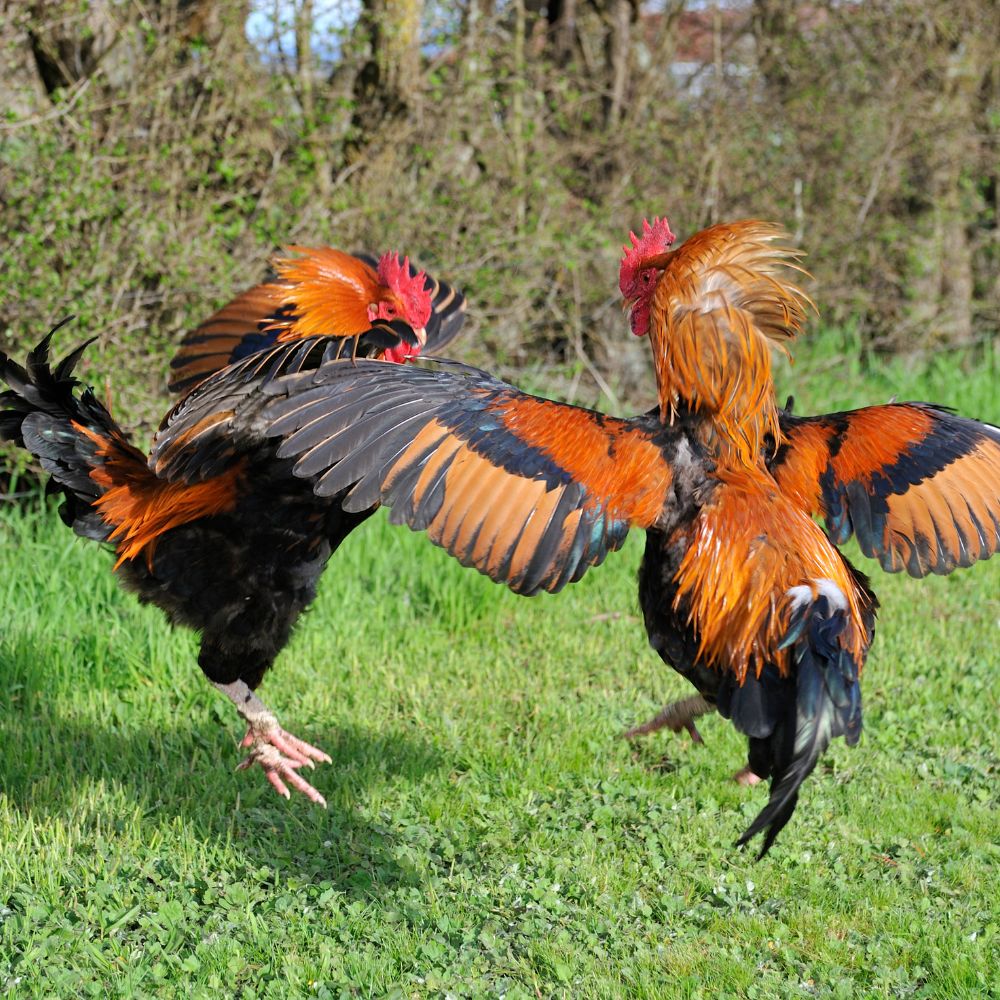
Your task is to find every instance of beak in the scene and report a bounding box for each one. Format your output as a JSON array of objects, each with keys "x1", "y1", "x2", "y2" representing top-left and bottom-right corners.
[
  {"x1": 621, "y1": 296, "x2": 638, "y2": 315},
  {"x1": 414, "y1": 326, "x2": 427, "y2": 347}
]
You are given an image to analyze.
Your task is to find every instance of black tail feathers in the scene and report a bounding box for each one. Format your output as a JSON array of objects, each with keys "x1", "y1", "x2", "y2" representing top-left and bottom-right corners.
[
  {"x1": 718, "y1": 592, "x2": 863, "y2": 859},
  {"x1": 0, "y1": 325, "x2": 135, "y2": 541}
]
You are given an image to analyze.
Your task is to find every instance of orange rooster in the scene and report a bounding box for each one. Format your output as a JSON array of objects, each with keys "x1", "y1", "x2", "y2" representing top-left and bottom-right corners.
[
  {"x1": 128, "y1": 216, "x2": 996, "y2": 854},
  {"x1": 620, "y1": 220, "x2": 1000, "y2": 763},
  {"x1": 0, "y1": 247, "x2": 465, "y2": 805}
]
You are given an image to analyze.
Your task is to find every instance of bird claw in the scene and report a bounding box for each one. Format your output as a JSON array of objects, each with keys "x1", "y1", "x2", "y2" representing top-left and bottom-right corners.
[
  {"x1": 733, "y1": 766, "x2": 762, "y2": 786},
  {"x1": 211, "y1": 681, "x2": 332, "y2": 806},
  {"x1": 623, "y1": 715, "x2": 703, "y2": 742},
  {"x1": 237, "y1": 725, "x2": 332, "y2": 806},
  {"x1": 623, "y1": 694, "x2": 713, "y2": 743},
  {"x1": 678, "y1": 718, "x2": 704, "y2": 743}
]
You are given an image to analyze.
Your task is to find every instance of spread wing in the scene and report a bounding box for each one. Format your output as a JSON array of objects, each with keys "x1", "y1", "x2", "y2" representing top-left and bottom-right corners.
[
  {"x1": 418, "y1": 270, "x2": 467, "y2": 354},
  {"x1": 153, "y1": 323, "x2": 418, "y2": 484},
  {"x1": 771, "y1": 404, "x2": 1000, "y2": 576},
  {"x1": 168, "y1": 257, "x2": 466, "y2": 395},
  {"x1": 253, "y1": 359, "x2": 680, "y2": 596},
  {"x1": 168, "y1": 280, "x2": 290, "y2": 395}
]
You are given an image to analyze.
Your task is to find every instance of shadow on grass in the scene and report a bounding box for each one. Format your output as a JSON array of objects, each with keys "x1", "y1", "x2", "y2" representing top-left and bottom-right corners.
[{"x1": 0, "y1": 633, "x2": 447, "y2": 896}]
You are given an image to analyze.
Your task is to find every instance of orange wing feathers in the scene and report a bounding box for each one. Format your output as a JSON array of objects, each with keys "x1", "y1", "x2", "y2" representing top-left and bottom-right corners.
[
  {"x1": 168, "y1": 282, "x2": 289, "y2": 394},
  {"x1": 376, "y1": 406, "x2": 672, "y2": 592},
  {"x1": 649, "y1": 221, "x2": 811, "y2": 464},
  {"x1": 773, "y1": 404, "x2": 1000, "y2": 575},
  {"x1": 257, "y1": 359, "x2": 680, "y2": 595},
  {"x1": 492, "y1": 395, "x2": 673, "y2": 527}
]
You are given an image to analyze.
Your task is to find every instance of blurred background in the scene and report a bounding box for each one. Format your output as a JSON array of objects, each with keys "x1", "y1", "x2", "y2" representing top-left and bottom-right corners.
[{"x1": 1, "y1": 0, "x2": 997, "y2": 429}]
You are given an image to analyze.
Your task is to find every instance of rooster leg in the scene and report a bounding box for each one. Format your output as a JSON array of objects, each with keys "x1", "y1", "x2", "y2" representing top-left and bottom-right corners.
[
  {"x1": 624, "y1": 696, "x2": 765, "y2": 783},
  {"x1": 213, "y1": 680, "x2": 331, "y2": 806},
  {"x1": 623, "y1": 694, "x2": 715, "y2": 742}
]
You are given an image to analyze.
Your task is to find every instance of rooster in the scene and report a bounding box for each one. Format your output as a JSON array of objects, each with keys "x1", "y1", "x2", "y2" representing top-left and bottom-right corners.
[
  {"x1": 123, "y1": 216, "x2": 996, "y2": 854},
  {"x1": 0, "y1": 247, "x2": 464, "y2": 805},
  {"x1": 618, "y1": 221, "x2": 1000, "y2": 765}
]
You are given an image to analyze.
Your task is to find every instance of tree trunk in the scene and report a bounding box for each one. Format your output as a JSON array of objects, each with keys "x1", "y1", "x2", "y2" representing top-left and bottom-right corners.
[
  {"x1": 603, "y1": 0, "x2": 634, "y2": 128},
  {"x1": 902, "y1": 14, "x2": 990, "y2": 346},
  {"x1": 292, "y1": 0, "x2": 330, "y2": 194},
  {"x1": 547, "y1": 0, "x2": 578, "y2": 64},
  {"x1": 27, "y1": 0, "x2": 120, "y2": 95},
  {"x1": 751, "y1": 0, "x2": 797, "y2": 100},
  {"x1": 352, "y1": 0, "x2": 424, "y2": 139}
]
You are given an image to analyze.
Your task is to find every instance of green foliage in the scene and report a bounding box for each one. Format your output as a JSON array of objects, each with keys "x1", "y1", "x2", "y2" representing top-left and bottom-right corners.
[
  {"x1": 0, "y1": 341, "x2": 997, "y2": 997},
  {"x1": 2, "y1": 1, "x2": 997, "y2": 441}
]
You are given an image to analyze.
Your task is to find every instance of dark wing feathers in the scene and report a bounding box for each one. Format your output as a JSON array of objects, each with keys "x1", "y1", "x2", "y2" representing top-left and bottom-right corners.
[
  {"x1": 256, "y1": 359, "x2": 674, "y2": 595},
  {"x1": 421, "y1": 273, "x2": 467, "y2": 354},
  {"x1": 155, "y1": 327, "x2": 424, "y2": 484},
  {"x1": 772, "y1": 404, "x2": 1000, "y2": 577},
  {"x1": 158, "y1": 330, "x2": 673, "y2": 596},
  {"x1": 153, "y1": 336, "x2": 346, "y2": 482},
  {"x1": 297, "y1": 404, "x2": 432, "y2": 484},
  {"x1": 168, "y1": 283, "x2": 289, "y2": 394}
]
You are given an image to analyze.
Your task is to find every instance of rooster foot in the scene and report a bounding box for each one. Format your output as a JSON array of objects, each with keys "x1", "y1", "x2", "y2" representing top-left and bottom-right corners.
[
  {"x1": 623, "y1": 693, "x2": 715, "y2": 743},
  {"x1": 213, "y1": 680, "x2": 331, "y2": 805},
  {"x1": 733, "y1": 766, "x2": 763, "y2": 786},
  {"x1": 238, "y1": 725, "x2": 332, "y2": 805}
]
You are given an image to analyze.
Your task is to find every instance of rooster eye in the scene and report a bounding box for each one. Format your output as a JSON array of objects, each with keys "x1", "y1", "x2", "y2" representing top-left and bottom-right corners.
[{"x1": 385, "y1": 304, "x2": 396, "y2": 316}]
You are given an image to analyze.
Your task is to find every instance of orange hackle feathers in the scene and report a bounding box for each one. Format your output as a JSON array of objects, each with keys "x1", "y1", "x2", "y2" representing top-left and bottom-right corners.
[
  {"x1": 672, "y1": 465, "x2": 870, "y2": 682},
  {"x1": 169, "y1": 247, "x2": 443, "y2": 394},
  {"x1": 647, "y1": 221, "x2": 812, "y2": 465},
  {"x1": 272, "y1": 247, "x2": 389, "y2": 339},
  {"x1": 74, "y1": 423, "x2": 243, "y2": 568}
]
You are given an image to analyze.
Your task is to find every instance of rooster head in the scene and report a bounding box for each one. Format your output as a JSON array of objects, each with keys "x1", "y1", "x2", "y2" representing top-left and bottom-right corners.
[
  {"x1": 271, "y1": 247, "x2": 432, "y2": 362},
  {"x1": 374, "y1": 252, "x2": 432, "y2": 362},
  {"x1": 619, "y1": 217, "x2": 676, "y2": 337}
]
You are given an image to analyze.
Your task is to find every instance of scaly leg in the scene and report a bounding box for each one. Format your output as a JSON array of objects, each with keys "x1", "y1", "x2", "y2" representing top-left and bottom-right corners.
[
  {"x1": 623, "y1": 694, "x2": 715, "y2": 743},
  {"x1": 214, "y1": 680, "x2": 331, "y2": 805}
]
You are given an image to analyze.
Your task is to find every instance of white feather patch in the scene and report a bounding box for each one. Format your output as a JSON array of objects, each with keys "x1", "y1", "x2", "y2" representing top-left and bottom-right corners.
[
  {"x1": 813, "y1": 577, "x2": 848, "y2": 610},
  {"x1": 785, "y1": 584, "x2": 814, "y2": 608}
]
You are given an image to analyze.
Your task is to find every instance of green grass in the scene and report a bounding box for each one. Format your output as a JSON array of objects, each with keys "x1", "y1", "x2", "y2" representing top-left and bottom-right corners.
[{"x1": 1, "y1": 332, "x2": 998, "y2": 998}]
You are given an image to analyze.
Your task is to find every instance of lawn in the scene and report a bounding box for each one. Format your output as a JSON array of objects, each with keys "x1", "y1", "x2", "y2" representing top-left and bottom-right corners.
[{"x1": 0, "y1": 330, "x2": 997, "y2": 998}]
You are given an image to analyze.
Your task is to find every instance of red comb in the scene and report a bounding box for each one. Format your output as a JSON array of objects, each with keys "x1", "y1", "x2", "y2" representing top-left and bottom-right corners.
[
  {"x1": 619, "y1": 217, "x2": 676, "y2": 294},
  {"x1": 377, "y1": 252, "x2": 432, "y2": 329}
]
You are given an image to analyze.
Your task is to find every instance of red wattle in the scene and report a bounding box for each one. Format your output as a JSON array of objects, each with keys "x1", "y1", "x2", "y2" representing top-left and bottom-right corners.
[{"x1": 383, "y1": 342, "x2": 419, "y2": 364}]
